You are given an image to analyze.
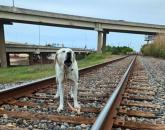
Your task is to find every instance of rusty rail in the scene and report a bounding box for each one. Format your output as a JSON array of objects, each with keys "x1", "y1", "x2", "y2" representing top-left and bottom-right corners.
[{"x1": 91, "y1": 56, "x2": 136, "y2": 130}]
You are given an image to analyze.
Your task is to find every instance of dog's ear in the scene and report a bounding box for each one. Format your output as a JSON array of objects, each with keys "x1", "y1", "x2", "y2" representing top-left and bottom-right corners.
[
  {"x1": 72, "y1": 52, "x2": 76, "y2": 63},
  {"x1": 54, "y1": 53, "x2": 58, "y2": 64}
]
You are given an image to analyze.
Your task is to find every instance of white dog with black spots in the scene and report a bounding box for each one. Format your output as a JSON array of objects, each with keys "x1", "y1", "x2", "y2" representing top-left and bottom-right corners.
[{"x1": 55, "y1": 48, "x2": 80, "y2": 112}]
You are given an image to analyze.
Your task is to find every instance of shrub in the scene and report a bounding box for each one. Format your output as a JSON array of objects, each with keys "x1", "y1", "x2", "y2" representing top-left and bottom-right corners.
[
  {"x1": 105, "y1": 45, "x2": 133, "y2": 54},
  {"x1": 141, "y1": 33, "x2": 165, "y2": 58}
]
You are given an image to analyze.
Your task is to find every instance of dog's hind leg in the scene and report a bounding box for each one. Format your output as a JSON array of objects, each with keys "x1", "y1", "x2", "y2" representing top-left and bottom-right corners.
[
  {"x1": 57, "y1": 81, "x2": 64, "y2": 112},
  {"x1": 73, "y1": 81, "x2": 80, "y2": 109}
]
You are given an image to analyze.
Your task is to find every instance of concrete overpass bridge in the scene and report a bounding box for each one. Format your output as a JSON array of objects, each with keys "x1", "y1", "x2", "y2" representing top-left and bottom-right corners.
[
  {"x1": 1, "y1": 5, "x2": 165, "y2": 67},
  {"x1": 2, "y1": 42, "x2": 94, "y2": 66},
  {"x1": 6, "y1": 42, "x2": 93, "y2": 53}
]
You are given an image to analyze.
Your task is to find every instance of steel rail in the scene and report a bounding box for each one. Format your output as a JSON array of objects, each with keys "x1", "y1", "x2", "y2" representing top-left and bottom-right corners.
[
  {"x1": 91, "y1": 56, "x2": 136, "y2": 130},
  {"x1": 0, "y1": 56, "x2": 128, "y2": 104}
]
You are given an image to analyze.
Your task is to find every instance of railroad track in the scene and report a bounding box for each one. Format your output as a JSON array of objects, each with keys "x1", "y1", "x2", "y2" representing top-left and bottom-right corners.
[
  {"x1": 92, "y1": 56, "x2": 165, "y2": 130},
  {"x1": 0, "y1": 56, "x2": 135, "y2": 130}
]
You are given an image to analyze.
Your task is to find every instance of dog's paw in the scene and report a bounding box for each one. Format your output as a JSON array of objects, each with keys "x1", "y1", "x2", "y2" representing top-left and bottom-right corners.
[
  {"x1": 69, "y1": 89, "x2": 74, "y2": 98},
  {"x1": 74, "y1": 103, "x2": 81, "y2": 109},
  {"x1": 57, "y1": 105, "x2": 63, "y2": 112},
  {"x1": 54, "y1": 94, "x2": 59, "y2": 99},
  {"x1": 70, "y1": 93, "x2": 74, "y2": 98}
]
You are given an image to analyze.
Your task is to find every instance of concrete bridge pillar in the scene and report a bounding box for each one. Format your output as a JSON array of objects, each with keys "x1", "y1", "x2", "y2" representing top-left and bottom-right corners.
[
  {"x1": 97, "y1": 30, "x2": 109, "y2": 53},
  {"x1": 97, "y1": 31, "x2": 103, "y2": 53},
  {"x1": 28, "y1": 53, "x2": 34, "y2": 65},
  {"x1": 102, "y1": 31, "x2": 109, "y2": 52},
  {"x1": 0, "y1": 24, "x2": 7, "y2": 67},
  {"x1": 40, "y1": 53, "x2": 48, "y2": 64},
  {"x1": 6, "y1": 53, "x2": 10, "y2": 66}
]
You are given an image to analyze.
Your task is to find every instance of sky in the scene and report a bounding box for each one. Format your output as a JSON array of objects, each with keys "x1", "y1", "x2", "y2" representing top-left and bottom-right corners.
[{"x1": 0, "y1": 0, "x2": 165, "y2": 51}]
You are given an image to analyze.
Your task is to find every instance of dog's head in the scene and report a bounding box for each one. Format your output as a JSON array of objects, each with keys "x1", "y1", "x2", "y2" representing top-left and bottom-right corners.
[{"x1": 55, "y1": 48, "x2": 75, "y2": 67}]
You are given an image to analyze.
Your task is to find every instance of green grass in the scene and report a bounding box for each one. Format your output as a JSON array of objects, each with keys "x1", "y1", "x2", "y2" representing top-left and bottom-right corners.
[
  {"x1": 78, "y1": 52, "x2": 115, "y2": 68},
  {"x1": 0, "y1": 52, "x2": 121, "y2": 84},
  {"x1": 0, "y1": 64, "x2": 55, "y2": 83}
]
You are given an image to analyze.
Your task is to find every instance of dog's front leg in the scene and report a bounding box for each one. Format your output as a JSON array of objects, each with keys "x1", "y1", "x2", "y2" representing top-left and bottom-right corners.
[
  {"x1": 54, "y1": 85, "x2": 59, "y2": 98},
  {"x1": 70, "y1": 86, "x2": 74, "y2": 98},
  {"x1": 57, "y1": 82, "x2": 64, "y2": 112},
  {"x1": 73, "y1": 82, "x2": 80, "y2": 109},
  {"x1": 54, "y1": 79, "x2": 60, "y2": 98}
]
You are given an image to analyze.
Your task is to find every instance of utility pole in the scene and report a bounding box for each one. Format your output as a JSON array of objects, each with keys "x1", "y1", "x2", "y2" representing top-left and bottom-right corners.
[
  {"x1": 38, "y1": 25, "x2": 40, "y2": 45},
  {"x1": 12, "y1": 0, "x2": 15, "y2": 7}
]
